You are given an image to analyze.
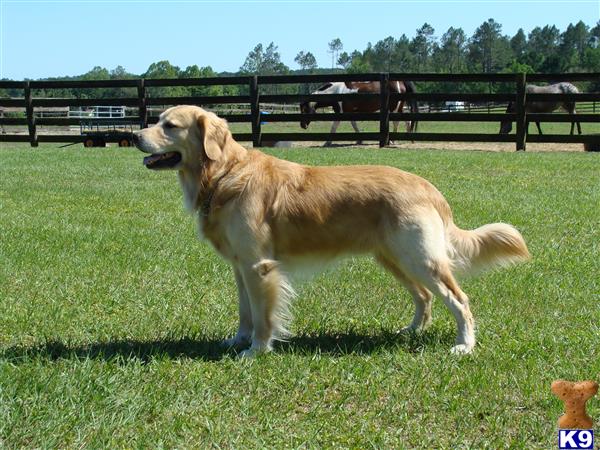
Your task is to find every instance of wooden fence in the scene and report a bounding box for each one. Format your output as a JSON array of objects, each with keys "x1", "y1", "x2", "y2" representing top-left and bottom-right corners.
[{"x1": 1, "y1": 72, "x2": 599, "y2": 151}]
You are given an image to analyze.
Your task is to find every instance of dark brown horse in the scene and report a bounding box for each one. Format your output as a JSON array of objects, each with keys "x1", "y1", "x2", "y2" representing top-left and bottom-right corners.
[
  {"x1": 300, "y1": 81, "x2": 418, "y2": 146},
  {"x1": 499, "y1": 82, "x2": 582, "y2": 135}
]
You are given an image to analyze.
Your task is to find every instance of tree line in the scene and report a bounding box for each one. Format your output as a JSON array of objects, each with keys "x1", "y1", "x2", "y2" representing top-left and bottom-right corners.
[{"x1": 1, "y1": 18, "x2": 599, "y2": 99}]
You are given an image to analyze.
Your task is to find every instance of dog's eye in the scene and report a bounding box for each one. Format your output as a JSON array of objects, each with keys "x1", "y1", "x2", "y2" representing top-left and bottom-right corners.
[{"x1": 164, "y1": 121, "x2": 177, "y2": 129}]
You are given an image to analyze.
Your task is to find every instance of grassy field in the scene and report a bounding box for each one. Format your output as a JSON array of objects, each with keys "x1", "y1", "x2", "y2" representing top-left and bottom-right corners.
[
  {"x1": 1, "y1": 143, "x2": 599, "y2": 448},
  {"x1": 230, "y1": 116, "x2": 600, "y2": 135},
  {"x1": 15, "y1": 114, "x2": 600, "y2": 146}
]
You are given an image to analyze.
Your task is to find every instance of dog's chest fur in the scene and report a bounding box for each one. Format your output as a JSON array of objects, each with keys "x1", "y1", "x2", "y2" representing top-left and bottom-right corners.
[{"x1": 178, "y1": 170, "x2": 200, "y2": 213}]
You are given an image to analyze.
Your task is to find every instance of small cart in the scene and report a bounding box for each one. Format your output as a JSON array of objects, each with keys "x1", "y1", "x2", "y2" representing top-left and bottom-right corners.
[{"x1": 80, "y1": 121, "x2": 135, "y2": 148}]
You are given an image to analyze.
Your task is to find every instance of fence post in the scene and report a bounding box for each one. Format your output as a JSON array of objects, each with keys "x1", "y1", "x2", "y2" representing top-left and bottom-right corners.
[
  {"x1": 250, "y1": 75, "x2": 261, "y2": 147},
  {"x1": 24, "y1": 81, "x2": 38, "y2": 147},
  {"x1": 515, "y1": 72, "x2": 526, "y2": 151},
  {"x1": 379, "y1": 73, "x2": 390, "y2": 147},
  {"x1": 137, "y1": 79, "x2": 148, "y2": 129}
]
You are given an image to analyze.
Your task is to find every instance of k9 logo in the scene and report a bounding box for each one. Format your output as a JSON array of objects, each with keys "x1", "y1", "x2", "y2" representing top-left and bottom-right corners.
[{"x1": 558, "y1": 429, "x2": 594, "y2": 449}]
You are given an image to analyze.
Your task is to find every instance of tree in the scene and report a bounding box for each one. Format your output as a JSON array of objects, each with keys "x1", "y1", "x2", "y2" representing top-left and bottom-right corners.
[
  {"x1": 560, "y1": 21, "x2": 590, "y2": 68},
  {"x1": 240, "y1": 43, "x2": 264, "y2": 74},
  {"x1": 410, "y1": 23, "x2": 436, "y2": 71},
  {"x1": 392, "y1": 35, "x2": 415, "y2": 71},
  {"x1": 336, "y1": 52, "x2": 352, "y2": 70},
  {"x1": 328, "y1": 38, "x2": 343, "y2": 69},
  {"x1": 346, "y1": 50, "x2": 371, "y2": 73},
  {"x1": 373, "y1": 36, "x2": 396, "y2": 71},
  {"x1": 526, "y1": 25, "x2": 561, "y2": 71},
  {"x1": 503, "y1": 60, "x2": 535, "y2": 74},
  {"x1": 240, "y1": 42, "x2": 289, "y2": 94},
  {"x1": 434, "y1": 27, "x2": 467, "y2": 73},
  {"x1": 583, "y1": 47, "x2": 600, "y2": 90},
  {"x1": 468, "y1": 19, "x2": 511, "y2": 72},
  {"x1": 106, "y1": 65, "x2": 136, "y2": 98},
  {"x1": 144, "y1": 60, "x2": 180, "y2": 79},
  {"x1": 240, "y1": 42, "x2": 289, "y2": 75},
  {"x1": 144, "y1": 60, "x2": 184, "y2": 96},
  {"x1": 78, "y1": 66, "x2": 110, "y2": 98},
  {"x1": 81, "y1": 66, "x2": 110, "y2": 80},
  {"x1": 294, "y1": 51, "x2": 318, "y2": 72},
  {"x1": 591, "y1": 20, "x2": 600, "y2": 47},
  {"x1": 510, "y1": 29, "x2": 527, "y2": 62},
  {"x1": 180, "y1": 65, "x2": 223, "y2": 96}
]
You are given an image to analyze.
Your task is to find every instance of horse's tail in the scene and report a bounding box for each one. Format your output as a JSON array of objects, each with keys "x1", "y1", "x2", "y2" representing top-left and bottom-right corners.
[
  {"x1": 405, "y1": 80, "x2": 418, "y2": 132},
  {"x1": 551, "y1": 82, "x2": 580, "y2": 94},
  {"x1": 564, "y1": 82, "x2": 580, "y2": 94}
]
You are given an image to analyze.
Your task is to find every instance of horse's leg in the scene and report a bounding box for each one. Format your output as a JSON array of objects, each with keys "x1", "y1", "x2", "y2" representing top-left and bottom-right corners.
[
  {"x1": 392, "y1": 82, "x2": 401, "y2": 140},
  {"x1": 324, "y1": 103, "x2": 343, "y2": 147},
  {"x1": 390, "y1": 120, "x2": 398, "y2": 145},
  {"x1": 402, "y1": 100, "x2": 411, "y2": 133},
  {"x1": 536, "y1": 121, "x2": 543, "y2": 135},
  {"x1": 350, "y1": 120, "x2": 363, "y2": 145},
  {"x1": 389, "y1": 100, "x2": 406, "y2": 145},
  {"x1": 572, "y1": 107, "x2": 582, "y2": 135},
  {"x1": 325, "y1": 120, "x2": 339, "y2": 147}
]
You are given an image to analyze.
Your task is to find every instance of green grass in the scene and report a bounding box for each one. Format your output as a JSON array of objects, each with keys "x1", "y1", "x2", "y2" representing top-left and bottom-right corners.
[
  {"x1": 228, "y1": 115, "x2": 600, "y2": 135},
  {"x1": 1, "y1": 143, "x2": 599, "y2": 448}
]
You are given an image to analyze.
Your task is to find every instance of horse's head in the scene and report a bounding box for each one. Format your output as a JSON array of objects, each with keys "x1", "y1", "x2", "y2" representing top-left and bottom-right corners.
[
  {"x1": 300, "y1": 101, "x2": 316, "y2": 129},
  {"x1": 499, "y1": 102, "x2": 515, "y2": 134}
]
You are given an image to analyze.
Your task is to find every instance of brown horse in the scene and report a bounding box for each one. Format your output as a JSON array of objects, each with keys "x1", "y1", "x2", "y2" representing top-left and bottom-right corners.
[
  {"x1": 300, "y1": 80, "x2": 418, "y2": 146},
  {"x1": 499, "y1": 82, "x2": 582, "y2": 135}
]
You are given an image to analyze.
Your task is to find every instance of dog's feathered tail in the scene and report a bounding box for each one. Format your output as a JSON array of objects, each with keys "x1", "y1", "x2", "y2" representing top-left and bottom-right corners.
[{"x1": 447, "y1": 222, "x2": 530, "y2": 275}]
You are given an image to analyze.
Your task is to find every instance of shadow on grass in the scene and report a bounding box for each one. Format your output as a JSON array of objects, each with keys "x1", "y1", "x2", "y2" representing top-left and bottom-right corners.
[{"x1": 0, "y1": 328, "x2": 455, "y2": 363}]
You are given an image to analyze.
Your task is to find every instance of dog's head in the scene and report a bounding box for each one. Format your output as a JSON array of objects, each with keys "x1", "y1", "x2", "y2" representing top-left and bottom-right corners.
[{"x1": 133, "y1": 105, "x2": 230, "y2": 170}]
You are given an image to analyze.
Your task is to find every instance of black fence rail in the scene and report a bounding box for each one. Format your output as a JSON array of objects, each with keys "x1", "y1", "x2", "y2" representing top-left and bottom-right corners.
[{"x1": 1, "y1": 73, "x2": 599, "y2": 151}]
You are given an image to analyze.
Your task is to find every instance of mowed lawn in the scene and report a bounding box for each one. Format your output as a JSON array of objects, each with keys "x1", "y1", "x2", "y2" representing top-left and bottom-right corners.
[
  {"x1": 232, "y1": 115, "x2": 600, "y2": 135},
  {"x1": 1, "y1": 143, "x2": 599, "y2": 448}
]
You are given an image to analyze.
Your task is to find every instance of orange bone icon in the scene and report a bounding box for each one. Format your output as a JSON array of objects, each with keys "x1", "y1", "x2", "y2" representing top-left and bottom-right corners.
[{"x1": 551, "y1": 380, "x2": 598, "y2": 429}]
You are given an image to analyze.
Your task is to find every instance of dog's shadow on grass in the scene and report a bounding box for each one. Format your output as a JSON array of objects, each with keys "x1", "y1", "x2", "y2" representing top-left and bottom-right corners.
[{"x1": 1, "y1": 328, "x2": 455, "y2": 364}]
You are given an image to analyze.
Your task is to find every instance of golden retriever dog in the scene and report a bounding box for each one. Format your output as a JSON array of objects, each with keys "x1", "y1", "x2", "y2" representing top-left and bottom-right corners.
[{"x1": 133, "y1": 105, "x2": 530, "y2": 357}]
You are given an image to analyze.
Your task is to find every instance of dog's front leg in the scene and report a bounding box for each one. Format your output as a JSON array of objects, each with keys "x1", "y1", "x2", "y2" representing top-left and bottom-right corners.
[
  {"x1": 222, "y1": 267, "x2": 253, "y2": 350},
  {"x1": 237, "y1": 259, "x2": 291, "y2": 358}
]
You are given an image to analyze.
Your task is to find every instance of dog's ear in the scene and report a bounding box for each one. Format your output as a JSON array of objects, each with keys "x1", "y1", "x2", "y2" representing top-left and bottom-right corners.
[{"x1": 197, "y1": 114, "x2": 229, "y2": 161}]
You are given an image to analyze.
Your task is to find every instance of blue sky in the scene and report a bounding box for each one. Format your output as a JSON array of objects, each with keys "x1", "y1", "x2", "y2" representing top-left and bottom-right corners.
[{"x1": 1, "y1": 0, "x2": 598, "y2": 80}]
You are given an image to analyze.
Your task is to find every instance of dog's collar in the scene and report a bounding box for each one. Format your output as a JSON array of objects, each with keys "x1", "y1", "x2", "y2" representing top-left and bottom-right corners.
[{"x1": 200, "y1": 172, "x2": 228, "y2": 218}]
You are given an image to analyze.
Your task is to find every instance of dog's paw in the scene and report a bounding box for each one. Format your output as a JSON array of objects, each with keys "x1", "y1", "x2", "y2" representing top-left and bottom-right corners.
[
  {"x1": 238, "y1": 348, "x2": 257, "y2": 359},
  {"x1": 221, "y1": 334, "x2": 251, "y2": 350},
  {"x1": 237, "y1": 345, "x2": 272, "y2": 359},
  {"x1": 450, "y1": 343, "x2": 475, "y2": 355}
]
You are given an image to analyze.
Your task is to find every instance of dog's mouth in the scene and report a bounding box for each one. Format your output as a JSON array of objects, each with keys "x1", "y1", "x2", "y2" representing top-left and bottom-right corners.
[{"x1": 143, "y1": 152, "x2": 182, "y2": 169}]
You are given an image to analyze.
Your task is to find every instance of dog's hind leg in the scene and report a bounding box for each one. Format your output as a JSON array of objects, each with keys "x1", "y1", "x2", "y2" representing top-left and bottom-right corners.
[
  {"x1": 222, "y1": 267, "x2": 253, "y2": 350},
  {"x1": 402, "y1": 260, "x2": 474, "y2": 354},
  {"x1": 425, "y1": 266, "x2": 474, "y2": 354},
  {"x1": 237, "y1": 259, "x2": 294, "y2": 358},
  {"x1": 385, "y1": 217, "x2": 475, "y2": 354},
  {"x1": 375, "y1": 254, "x2": 433, "y2": 332}
]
